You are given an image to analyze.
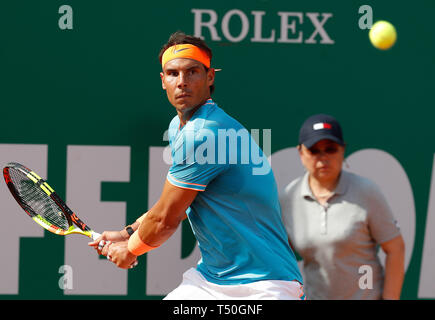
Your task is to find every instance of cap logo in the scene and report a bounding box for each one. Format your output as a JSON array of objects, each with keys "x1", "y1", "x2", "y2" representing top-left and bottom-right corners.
[{"x1": 313, "y1": 122, "x2": 332, "y2": 130}]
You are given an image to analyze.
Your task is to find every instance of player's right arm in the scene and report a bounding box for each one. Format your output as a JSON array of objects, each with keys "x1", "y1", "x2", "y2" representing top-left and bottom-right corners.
[
  {"x1": 91, "y1": 179, "x2": 197, "y2": 268},
  {"x1": 136, "y1": 179, "x2": 197, "y2": 247},
  {"x1": 88, "y1": 220, "x2": 142, "y2": 252},
  {"x1": 88, "y1": 180, "x2": 192, "y2": 253}
]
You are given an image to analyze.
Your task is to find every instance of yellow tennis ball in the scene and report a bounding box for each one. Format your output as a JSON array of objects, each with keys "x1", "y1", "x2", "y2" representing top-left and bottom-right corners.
[{"x1": 369, "y1": 20, "x2": 397, "y2": 50}]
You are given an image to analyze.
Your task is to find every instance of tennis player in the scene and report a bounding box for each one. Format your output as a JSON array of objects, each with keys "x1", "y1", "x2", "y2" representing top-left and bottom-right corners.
[{"x1": 89, "y1": 31, "x2": 304, "y2": 300}]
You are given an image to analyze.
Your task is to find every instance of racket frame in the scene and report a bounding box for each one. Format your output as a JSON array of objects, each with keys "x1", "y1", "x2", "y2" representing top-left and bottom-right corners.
[{"x1": 3, "y1": 162, "x2": 100, "y2": 240}]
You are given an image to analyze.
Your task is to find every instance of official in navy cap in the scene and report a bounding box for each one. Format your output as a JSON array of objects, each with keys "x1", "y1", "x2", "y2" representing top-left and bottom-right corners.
[{"x1": 280, "y1": 114, "x2": 405, "y2": 300}]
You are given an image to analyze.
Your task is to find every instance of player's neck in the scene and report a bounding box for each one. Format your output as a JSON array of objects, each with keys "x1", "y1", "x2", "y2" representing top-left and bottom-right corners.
[{"x1": 177, "y1": 97, "x2": 210, "y2": 127}]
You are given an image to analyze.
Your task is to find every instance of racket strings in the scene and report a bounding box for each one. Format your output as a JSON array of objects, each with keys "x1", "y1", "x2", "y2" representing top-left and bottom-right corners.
[{"x1": 8, "y1": 168, "x2": 70, "y2": 230}]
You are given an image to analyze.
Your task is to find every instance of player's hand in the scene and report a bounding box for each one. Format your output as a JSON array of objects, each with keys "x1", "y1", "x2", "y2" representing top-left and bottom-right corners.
[
  {"x1": 107, "y1": 241, "x2": 138, "y2": 269},
  {"x1": 88, "y1": 231, "x2": 125, "y2": 255}
]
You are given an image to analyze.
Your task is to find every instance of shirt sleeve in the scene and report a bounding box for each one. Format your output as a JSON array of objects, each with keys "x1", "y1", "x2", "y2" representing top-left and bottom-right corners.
[
  {"x1": 167, "y1": 126, "x2": 229, "y2": 191},
  {"x1": 366, "y1": 182, "x2": 401, "y2": 244}
]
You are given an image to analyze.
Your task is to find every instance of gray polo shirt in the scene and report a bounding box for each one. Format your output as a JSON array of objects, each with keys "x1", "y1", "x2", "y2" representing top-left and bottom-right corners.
[{"x1": 280, "y1": 170, "x2": 401, "y2": 300}]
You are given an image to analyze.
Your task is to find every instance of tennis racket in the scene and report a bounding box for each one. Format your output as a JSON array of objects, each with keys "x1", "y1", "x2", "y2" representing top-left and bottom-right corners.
[{"x1": 3, "y1": 162, "x2": 101, "y2": 241}]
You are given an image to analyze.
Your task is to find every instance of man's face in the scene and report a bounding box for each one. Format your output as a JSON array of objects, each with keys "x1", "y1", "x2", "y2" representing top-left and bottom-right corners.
[
  {"x1": 160, "y1": 58, "x2": 215, "y2": 116},
  {"x1": 299, "y1": 139, "x2": 345, "y2": 183}
]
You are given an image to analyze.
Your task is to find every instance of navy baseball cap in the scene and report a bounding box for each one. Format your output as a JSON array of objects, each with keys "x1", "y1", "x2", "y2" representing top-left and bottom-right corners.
[{"x1": 298, "y1": 114, "x2": 344, "y2": 149}]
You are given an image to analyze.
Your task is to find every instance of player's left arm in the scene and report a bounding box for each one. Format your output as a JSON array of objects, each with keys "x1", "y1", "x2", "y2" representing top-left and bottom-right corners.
[
  {"x1": 380, "y1": 234, "x2": 405, "y2": 300},
  {"x1": 107, "y1": 179, "x2": 198, "y2": 268}
]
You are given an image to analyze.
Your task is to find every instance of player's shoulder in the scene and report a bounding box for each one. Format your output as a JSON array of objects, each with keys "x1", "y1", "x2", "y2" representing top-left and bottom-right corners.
[
  {"x1": 168, "y1": 114, "x2": 180, "y2": 129},
  {"x1": 194, "y1": 100, "x2": 243, "y2": 132},
  {"x1": 167, "y1": 115, "x2": 181, "y2": 140}
]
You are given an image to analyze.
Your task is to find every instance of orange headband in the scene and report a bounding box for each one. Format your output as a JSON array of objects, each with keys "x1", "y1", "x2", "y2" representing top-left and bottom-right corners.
[{"x1": 161, "y1": 44, "x2": 211, "y2": 69}]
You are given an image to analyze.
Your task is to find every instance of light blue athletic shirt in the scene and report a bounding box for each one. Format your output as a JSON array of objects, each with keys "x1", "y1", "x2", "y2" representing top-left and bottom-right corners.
[{"x1": 167, "y1": 99, "x2": 302, "y2": 285}]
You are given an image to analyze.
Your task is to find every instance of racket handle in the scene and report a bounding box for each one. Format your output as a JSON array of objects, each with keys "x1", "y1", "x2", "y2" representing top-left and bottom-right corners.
[{"x1": 91, "y1": 231, "x2": 102, "y2": 241}]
